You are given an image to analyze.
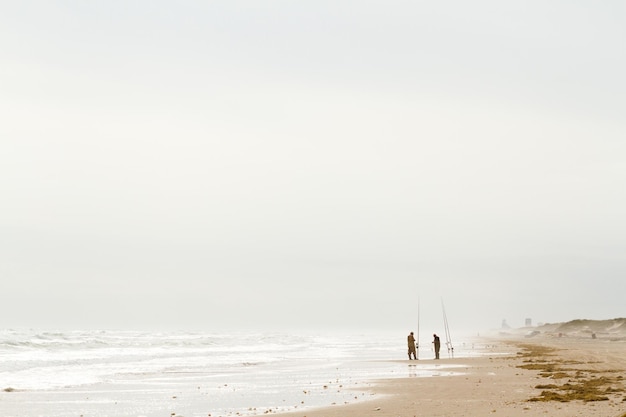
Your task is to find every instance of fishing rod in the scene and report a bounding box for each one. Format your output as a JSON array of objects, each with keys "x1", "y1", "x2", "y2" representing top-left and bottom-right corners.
[
  {"x1": 441, "y1": 298, "x2": 454, "y2": 357},
  {"x1": 416, "y1": 296, "x2": 420, "y2": 359}
]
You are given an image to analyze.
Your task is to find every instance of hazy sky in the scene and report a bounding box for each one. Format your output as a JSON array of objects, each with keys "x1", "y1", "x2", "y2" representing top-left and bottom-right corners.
[{"x1": 1, "y1": 1, "x2": 625, "y2": 335}]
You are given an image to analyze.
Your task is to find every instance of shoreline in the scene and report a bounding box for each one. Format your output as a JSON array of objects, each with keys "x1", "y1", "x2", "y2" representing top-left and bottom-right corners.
[
  {"x1": 2, "y1": 331, "x2": 625, "y2": 417},
  {"x1": 279, "y1": 335, "x2": 626, "y2": 417}
]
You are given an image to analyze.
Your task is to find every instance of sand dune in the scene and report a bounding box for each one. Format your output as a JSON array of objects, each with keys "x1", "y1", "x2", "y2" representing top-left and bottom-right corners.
[{"x1": 534, "y1": 318, "x2": 626, "y2": 338}]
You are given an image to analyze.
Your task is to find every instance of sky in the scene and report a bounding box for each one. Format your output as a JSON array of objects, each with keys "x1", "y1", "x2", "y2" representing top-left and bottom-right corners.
[{"x1": 1, "y1": 1, "x2": 625, "y2": 336}]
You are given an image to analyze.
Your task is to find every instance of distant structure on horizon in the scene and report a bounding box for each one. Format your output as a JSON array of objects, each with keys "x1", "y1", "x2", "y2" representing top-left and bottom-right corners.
[
  {"x1": 501, "y1": 319, "x2": 510, "y2": 329},
  {"x1": 525, "y1": 318, "x2": 532, "y2": 327}
]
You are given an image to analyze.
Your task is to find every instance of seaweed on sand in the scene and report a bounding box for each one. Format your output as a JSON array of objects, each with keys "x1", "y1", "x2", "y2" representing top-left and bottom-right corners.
[{"x1": 515, "y1": 343, "x2": 626, "y2": 403}]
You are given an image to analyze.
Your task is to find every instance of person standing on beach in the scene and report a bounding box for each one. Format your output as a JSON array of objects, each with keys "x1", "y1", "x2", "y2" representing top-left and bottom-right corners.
[
  {"x1": 433, "y1": 333, "x2": 441, "y2": 359},
  {"x1": 407, "y1": 332, "x2": 417, "y2": 360}
]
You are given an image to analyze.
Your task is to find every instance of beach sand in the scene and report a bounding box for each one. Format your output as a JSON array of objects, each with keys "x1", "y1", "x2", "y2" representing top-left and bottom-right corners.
[{"x1": 280, "y1": 335, "x2": 626, "y2": 417}]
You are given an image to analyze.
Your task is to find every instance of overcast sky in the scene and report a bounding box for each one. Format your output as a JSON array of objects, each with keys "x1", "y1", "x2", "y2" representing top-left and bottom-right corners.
[{"x1": 1, "y1": 1, "x2": 625, "y2": 335}]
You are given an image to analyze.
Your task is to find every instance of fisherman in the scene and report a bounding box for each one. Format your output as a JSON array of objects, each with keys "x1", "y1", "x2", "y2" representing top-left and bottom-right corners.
[
  {"x1": 432, "y1": 333, "x2": 441, "y2": 359},
  {"x1": 407, "y1": 331, "x2": 417, "y2": 360}
]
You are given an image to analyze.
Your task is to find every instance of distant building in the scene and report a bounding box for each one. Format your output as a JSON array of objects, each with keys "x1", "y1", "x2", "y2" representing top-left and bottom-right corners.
[
  {"x1": 525, "y1": 318, "x2": 532, "y2": 327},
  {"x1": 501, "y1": 319, "x2": 510, "y2": 329}
]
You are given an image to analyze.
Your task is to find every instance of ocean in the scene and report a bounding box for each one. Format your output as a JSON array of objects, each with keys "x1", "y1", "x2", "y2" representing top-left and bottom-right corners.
[{"x1": 0, "y1": 329, "x2": 475, "y2": 417}]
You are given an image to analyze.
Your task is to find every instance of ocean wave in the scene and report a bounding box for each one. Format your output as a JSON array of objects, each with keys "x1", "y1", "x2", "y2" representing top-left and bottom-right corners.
[{"x1": 0, "y1": 329, "x2": 396, "y2": 391}]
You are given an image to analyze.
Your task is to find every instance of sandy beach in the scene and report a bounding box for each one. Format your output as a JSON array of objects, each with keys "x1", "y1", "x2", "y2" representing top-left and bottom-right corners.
[
  {"x1": 2, "y1": 327, "x2": 625, "y2": 417},
  {"x1": 280, "y1": 334, "x2": 626, "y2": 417}
]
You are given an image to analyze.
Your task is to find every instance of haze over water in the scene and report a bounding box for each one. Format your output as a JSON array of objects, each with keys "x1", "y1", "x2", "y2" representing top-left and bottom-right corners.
[{"x1": 1, "y1": 1, "x2": 624, "y2": 335}]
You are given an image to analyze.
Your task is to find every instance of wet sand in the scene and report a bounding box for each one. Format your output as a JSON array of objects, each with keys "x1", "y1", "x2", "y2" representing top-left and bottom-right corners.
[{"x1": 280, "y1": 335, "x2": 626, "y2": 417}]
